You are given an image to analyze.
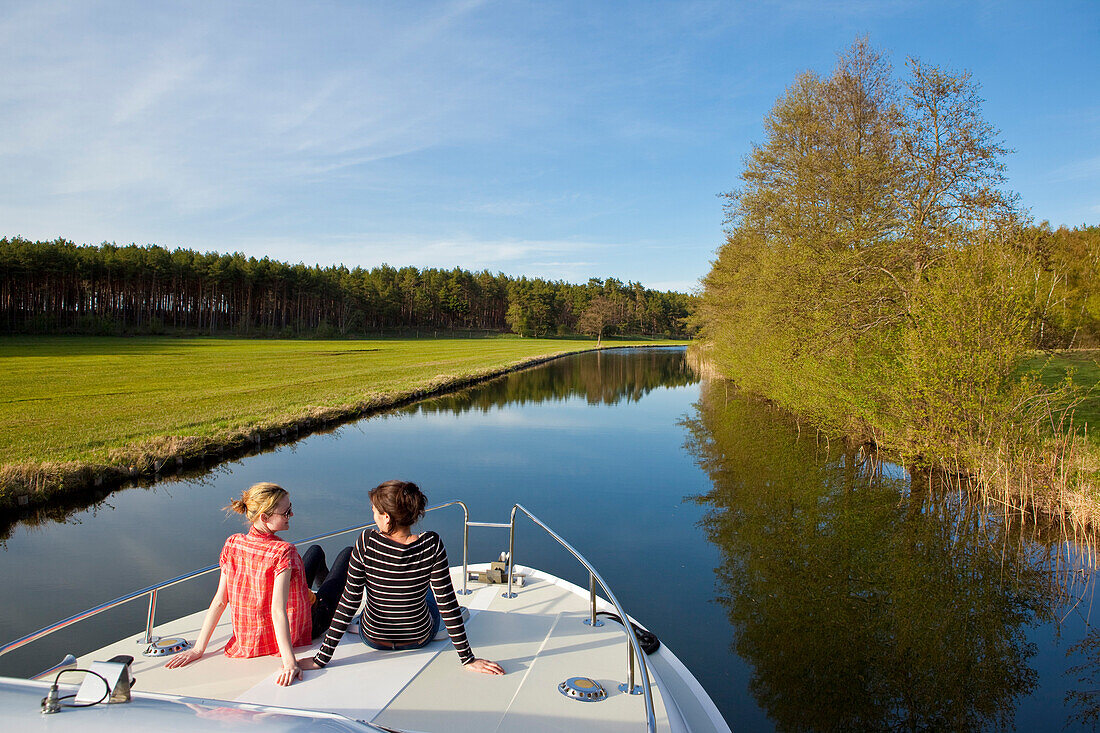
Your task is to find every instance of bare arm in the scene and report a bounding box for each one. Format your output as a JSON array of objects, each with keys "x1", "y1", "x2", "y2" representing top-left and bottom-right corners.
[
  {"x1": 271, "y1": 568, "x2": 301, "y2": 686},
  {"x1": 165, "y1": 571, "x2": 229, "y2": 669}
]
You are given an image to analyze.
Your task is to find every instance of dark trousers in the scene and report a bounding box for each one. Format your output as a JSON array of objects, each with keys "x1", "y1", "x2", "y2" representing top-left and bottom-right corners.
[{"x1": 301, "y1": 544, "x2": 352, "y2": 640}]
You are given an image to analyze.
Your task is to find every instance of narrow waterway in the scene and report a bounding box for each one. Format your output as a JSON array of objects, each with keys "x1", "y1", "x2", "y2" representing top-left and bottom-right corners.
[{"x1": 0, "y1": 347, "x2": 1095, "y2": 729}]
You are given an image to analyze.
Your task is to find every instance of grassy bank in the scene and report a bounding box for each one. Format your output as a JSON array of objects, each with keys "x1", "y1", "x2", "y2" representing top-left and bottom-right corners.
[
  {"x1": 0, "y1": 335, "x2": 686, "y2": 509},
  {"x1": 1025, "y1": 349, "x2": 1100, "y2": 445}
]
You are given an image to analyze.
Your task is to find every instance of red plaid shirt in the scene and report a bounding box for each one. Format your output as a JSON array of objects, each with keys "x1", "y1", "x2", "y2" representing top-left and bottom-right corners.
[{"x1": 220, "y1": 527, "x2": 312, "y2": 658}]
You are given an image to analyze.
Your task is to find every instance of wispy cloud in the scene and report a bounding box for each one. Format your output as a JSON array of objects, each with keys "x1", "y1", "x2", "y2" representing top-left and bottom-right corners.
[
  {"x1": 278, "y1": 234, "x2": 608, "y2": 271},
  {"x1": 385, "y1": 236, "x2": 596, "y2": 270},
  {"x1": 112, "y1": 50, "x2": 208, "y2": 124},
  {"x1": 529, "y1": 261, "x2": 598, "y2": 268},
  {"x1": 1043, "y1": 155, "x2": 1100, "y2": 184},
  {"x1": 221, "y1": 232, "x2": 705, "y2": 289},
  {"x1": 0, "y1": 0, "x2": 520, "y2": 221},
  {"x1": 449, "y1": 200, "x2": 536, "y2": 217},
  {"x1": 646, "y1": 278, "x2": 704, "y2": 294}
]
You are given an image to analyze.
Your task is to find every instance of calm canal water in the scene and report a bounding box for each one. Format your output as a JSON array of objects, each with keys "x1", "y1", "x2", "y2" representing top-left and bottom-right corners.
[{"x1": 0, "y1": 347, "x2": 1096, "y2": 730}]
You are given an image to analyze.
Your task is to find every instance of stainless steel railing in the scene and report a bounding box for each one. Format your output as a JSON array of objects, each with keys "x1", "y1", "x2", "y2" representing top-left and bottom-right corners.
[
  {"x1": 0, "y1": 499, "x2": 656, "y2": 732},
  {"x1": 504, "y1": 504, "x2": 657, "y2": 733}
]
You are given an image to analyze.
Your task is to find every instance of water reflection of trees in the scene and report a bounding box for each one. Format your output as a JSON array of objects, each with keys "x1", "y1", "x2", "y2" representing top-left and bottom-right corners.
[
  {"x1": 406, "y1": 348, "x2": 697, "y2": 415},
  {"x1": 681, "y1": 380, "x2": 1091, "y2": 731}
]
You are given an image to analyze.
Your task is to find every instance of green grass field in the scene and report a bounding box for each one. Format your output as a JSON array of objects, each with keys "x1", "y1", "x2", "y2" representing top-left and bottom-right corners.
[
  {"x1": 1021, "y1": 349, "x2": 1100, "y2": 444},
  {"x1": 0, "y1": 336, "x2": 686, "y2": 469}
]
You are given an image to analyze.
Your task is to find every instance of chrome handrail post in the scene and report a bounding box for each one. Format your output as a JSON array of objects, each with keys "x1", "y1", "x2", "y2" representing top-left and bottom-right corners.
[
  {"x1": 583, "y1": 573, "x2": 602, "y2": 627},
  {"x1": 626, "y1": 638, "x2": 636, "y2": 692},
  {"x1": 142, "y1": 589, "x2": 158, "y2": 645},
  {"x1": 502, "y1": 504, "x2": 518, "y2": 599},
  {"x1": 460, "y1": 500, "x2": 470, "y2": 595}
]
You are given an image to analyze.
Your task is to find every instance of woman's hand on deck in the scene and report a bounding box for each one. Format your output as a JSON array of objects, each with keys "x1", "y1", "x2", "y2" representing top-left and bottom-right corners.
[
  {"x1": 465, "y1": 658, "x2": 504, "y2": 675},
  {"x1": 276, "y1": 661, "x2": 302, "y2": 686},
  {"x1": 165, "y1": 648, "x2": 203, "y2": 669},
  {"x1": 297, "y1": 656, "x2": 321, "y2": 670}
]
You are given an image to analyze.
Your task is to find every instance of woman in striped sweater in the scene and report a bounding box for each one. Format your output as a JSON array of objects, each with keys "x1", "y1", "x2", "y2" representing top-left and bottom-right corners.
[{"x1": 299, "y1": 480, "x2": 503, "y2": 675}]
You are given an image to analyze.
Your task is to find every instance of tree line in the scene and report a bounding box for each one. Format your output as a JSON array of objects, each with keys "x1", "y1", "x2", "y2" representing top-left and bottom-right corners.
[
  {"x1": 694, "y1": 38, "x2": 1098, "y2": 513},
  {"x1": 0, "y1": 237, "x2": 696, "y2": 339},
  {"x1": 1018, "y1": 223, "x2": 1100, "y2": 349}
]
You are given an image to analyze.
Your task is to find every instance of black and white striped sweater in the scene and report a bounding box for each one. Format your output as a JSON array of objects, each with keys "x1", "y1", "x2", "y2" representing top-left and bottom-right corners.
[{"x1": 313, "y1": 529, "x2": 474, "y2": 666}]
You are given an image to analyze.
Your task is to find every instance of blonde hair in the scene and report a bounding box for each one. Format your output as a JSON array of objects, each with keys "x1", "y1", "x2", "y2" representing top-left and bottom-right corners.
[{"x1": 226, "y1": 482, "x2": 288, "y2": 523}]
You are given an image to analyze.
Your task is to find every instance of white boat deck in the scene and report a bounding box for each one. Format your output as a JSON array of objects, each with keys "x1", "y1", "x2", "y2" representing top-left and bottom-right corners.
[{"x1": 59, "y1": 565, "x2": 722, "y2": 732}]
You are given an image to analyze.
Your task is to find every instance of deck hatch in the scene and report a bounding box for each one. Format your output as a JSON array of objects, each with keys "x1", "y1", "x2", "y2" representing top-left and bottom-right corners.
[
  {"x1": 558, "y1": 676, "x2": 607, "y2": 702},
  {"x1": 142, "y1": 636, "x2": 192, "y2": 657}
]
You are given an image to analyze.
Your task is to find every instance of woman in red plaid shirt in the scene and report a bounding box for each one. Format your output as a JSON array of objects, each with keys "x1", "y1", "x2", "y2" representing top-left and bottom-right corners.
[{"x1": 166, "y1": 482, "x2": 348, "y2": 686}]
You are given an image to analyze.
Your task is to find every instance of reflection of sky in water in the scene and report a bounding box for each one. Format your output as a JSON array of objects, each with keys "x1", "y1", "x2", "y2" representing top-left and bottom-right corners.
[{"x1": 880, "y1": 462, "x2": 907, "y2": 480}]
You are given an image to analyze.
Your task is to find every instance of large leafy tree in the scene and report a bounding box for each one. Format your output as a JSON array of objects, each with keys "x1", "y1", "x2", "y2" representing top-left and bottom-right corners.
[{"x1": 698, "y1": 37, "x2": 1031, "y2": 459}]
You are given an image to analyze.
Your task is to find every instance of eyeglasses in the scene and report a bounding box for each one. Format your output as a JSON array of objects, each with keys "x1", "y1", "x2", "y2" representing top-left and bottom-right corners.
[{"x1": 272, "y1": 505, "x2": 293, "y2": 518}]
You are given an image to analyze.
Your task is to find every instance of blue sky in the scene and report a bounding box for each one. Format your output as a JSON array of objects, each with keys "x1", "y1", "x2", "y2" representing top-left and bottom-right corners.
[{"x1": 2, "y1": 1, "x2": 1097, "y2": 293}]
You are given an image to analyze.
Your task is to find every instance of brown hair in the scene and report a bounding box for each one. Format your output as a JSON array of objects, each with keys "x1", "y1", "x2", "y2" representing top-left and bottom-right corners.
[
  {"x1": 225, "y1": 482, "x2": 287, "y2": 523},
  {"x1": 369, "y1": 480, "x2": 427, "y2": 529}
]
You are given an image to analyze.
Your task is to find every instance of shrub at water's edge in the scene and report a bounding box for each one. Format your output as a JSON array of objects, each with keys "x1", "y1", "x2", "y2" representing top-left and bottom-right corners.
[{"x1": 693, "y1": 38, "x2": 1100, "y2": 531}]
